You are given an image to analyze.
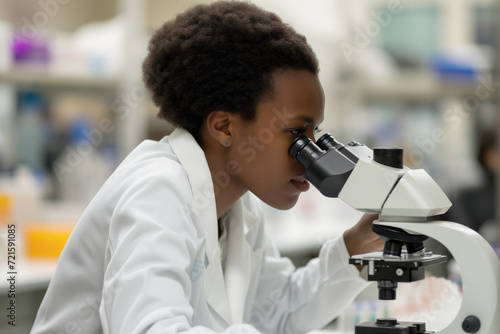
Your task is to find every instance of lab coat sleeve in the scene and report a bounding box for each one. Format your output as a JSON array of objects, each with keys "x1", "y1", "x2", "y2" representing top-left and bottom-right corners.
[
  {"x1": 249, "y1": 231, "x2": 371, "y2": 334},
  {"x1": 99, "y1": 165, "x2": 263, "y2": 334}
]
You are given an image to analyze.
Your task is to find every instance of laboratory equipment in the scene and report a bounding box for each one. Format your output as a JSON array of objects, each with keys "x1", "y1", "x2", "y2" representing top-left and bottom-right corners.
[
  {"x1": 289, "y1": 133, "x2": 500, "y2": 334},
  {"x1": 14, "y1": 90, "x2": 45, "y2": 170}
]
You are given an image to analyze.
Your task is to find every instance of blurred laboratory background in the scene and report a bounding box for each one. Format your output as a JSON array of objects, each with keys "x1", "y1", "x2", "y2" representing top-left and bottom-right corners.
[{"x1": 0, "y1": 0, "x2": 499, "y2": 332}]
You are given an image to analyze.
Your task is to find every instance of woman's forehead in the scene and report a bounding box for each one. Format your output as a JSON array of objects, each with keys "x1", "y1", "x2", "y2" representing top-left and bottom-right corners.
[{"x1": 256, "y1": 70, "x2": 324, "y2": 124}]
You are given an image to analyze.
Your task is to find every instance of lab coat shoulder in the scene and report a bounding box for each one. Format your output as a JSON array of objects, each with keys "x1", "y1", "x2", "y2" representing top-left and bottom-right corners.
[
  {"x1": 104, "y1": 139, "x2": 201, "y2": 252},
  {"x1": 98, "y1": 138, "x2": 212, "y2": 333}
]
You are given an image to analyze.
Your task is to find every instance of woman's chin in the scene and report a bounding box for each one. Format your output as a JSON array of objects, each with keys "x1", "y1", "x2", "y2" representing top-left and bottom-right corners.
[{"x1": 265, "y1": 194, "x2": 301, "y2": 211}]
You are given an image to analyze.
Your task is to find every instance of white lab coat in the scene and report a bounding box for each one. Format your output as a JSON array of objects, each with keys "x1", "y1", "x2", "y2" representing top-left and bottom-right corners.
[{"x1": 31, "y1": 128, "x2": 370, "y2": 334}]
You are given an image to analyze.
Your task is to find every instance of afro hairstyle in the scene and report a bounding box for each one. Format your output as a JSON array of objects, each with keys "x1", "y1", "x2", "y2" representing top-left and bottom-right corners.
[{"x1": 142, "y1": 0, "x2": 319, "y2": 141}]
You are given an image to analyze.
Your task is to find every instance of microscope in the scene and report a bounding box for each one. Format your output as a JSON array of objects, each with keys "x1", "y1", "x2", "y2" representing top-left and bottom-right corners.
[{"x1": 289, "y1": 134, "x2": 500, "y2": 334}]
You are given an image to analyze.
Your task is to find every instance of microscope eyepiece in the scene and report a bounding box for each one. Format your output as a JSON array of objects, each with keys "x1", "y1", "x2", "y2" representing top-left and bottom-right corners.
[
  {"x1": 316, "y1": 133, "x2": 342, "y2": 151},
  {"x1": 317, "y1": 133, "x2": 360, "y2": 163},
  {"x1": 288, "y1": 135, "x2": 325, "y2": 169}
]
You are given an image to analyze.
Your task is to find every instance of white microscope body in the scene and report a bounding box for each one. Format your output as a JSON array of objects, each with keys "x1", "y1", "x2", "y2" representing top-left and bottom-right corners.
[
  {"x1": 289, "y1": 134, "x2": 500, "y2": 334},
  {"x1": 341, "y1": 157, "x2": 500, "y2": 334}
]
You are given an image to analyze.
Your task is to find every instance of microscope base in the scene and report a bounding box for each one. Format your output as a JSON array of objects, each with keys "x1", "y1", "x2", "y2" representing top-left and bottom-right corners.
[{"x1": 355, "y1": 318, "x2": 434, "y2": 334}]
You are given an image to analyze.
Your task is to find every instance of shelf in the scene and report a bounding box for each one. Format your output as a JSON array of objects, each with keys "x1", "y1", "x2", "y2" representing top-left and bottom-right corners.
[
  {"x1": 358, "y1": 71, "x2": 479, "y2": 102},
  {"x1": 0, "y1": 68, "x2": 119, "y2": 90}
]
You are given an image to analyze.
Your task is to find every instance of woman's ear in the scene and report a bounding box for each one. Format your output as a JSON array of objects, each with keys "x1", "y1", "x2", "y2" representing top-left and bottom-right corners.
[{"x1": 206, "y1": 111, "x2": 233, "y2": 147}]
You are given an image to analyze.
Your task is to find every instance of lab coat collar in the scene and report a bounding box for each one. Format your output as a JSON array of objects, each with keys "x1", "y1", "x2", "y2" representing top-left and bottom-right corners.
[
  {"x1": 167, "y1": 128, "x2": 233, "y2": 325},
  {"x1": 166, "y1": 128, "x2": 262, "y2": 326},
  {"x1": 223, "y1": 198, "x2": 261, "y2": 323}
]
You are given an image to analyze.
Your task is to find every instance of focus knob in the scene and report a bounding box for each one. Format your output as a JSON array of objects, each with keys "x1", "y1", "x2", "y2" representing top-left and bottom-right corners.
[{"x1": 462, "y1": 315, "x2": 481, "y2": 333}]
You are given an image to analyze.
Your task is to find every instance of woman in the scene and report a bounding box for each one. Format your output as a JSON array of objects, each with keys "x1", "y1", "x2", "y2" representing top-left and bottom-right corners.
[{"x1": 32, "y1": 2, "x2": 382, "y2": 333}]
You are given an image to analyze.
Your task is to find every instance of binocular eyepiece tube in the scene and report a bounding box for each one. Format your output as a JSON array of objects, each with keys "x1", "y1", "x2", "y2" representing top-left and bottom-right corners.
[
  {"x1": 288, "y1": 133, "x2": 354, "y2": 167},
  {"x1": 316, "y1": 133, "x2": 344, "y2": 151},
  {"x1": 288, "y1": 135, "x2": 325, "y2": 170},
  {"x1": 288, "y1": 133, "x2": 357, "y2": 198}
]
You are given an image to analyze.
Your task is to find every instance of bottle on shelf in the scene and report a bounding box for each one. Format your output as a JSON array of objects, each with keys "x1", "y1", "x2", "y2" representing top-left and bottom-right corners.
[
  {"x1": 0, "y1": 83, "x2": 15, "y2": 170},
  {"x1": 54, "y1": 117, "x2": 109, "y2": 204},
  {"x1": 0, "y1": 165, "x2": 42, "y2": 262},
  {"x1": 14, "y1": 90, "x2": 46, "y2": 172}
]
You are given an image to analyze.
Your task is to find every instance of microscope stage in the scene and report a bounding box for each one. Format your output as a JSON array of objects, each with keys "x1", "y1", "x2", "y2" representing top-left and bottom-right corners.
[
  {"x1": 349, "y1": 251, "x2": 447, "y2": 283},
  {"x1": 350, "y1": 251, "x2": 447, "y2": 266}
]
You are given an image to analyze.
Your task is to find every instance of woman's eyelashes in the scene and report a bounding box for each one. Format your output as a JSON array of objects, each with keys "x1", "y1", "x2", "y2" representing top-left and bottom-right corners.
[
  {"x1": 288, "y1": 127, "x2": 322, "y2": 137},
  {"x1": 289, "y1": 128, "x2": 306, "y2": 137}
]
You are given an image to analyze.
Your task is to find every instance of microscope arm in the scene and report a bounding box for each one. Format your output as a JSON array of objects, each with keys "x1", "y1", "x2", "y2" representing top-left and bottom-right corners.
[{"x1": 376, "y1": 220, "x2": 500, "y2": 334}]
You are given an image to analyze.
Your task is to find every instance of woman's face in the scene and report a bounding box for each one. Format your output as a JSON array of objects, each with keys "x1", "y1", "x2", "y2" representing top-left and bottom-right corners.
[{"x1": 229, "y1": 69, "x2": 324, "y2": 210}]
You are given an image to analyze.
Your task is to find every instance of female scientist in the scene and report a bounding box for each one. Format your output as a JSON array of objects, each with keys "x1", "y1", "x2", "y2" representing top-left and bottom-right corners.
[{"x1": 32, "y1": 2, "x2": 383, "y2": 333}]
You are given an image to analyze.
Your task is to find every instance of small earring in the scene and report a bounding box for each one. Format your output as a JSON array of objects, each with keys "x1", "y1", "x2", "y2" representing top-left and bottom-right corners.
[{"x1": 225, "y1": 141, "x2": 228, "y2": 146}]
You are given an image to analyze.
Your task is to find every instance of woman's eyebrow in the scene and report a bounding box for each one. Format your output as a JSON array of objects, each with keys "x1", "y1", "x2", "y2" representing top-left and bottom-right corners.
[
  {"x1": 289, "y1": 115, "x2": 324, "y2": 125},
  {"x1": 290, "y1": 115, "x2": 313, "y2": 123}
]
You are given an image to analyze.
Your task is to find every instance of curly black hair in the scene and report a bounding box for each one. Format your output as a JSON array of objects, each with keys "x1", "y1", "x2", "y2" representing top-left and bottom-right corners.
[{"x1": 142, "y1": 0, "x2": 319, "y2": 141}]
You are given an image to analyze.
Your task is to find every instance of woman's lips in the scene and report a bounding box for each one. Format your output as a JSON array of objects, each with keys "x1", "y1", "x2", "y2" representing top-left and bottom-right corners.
[{"x1": 290, "y1": 178, "x2": 310, "y2": 192}]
